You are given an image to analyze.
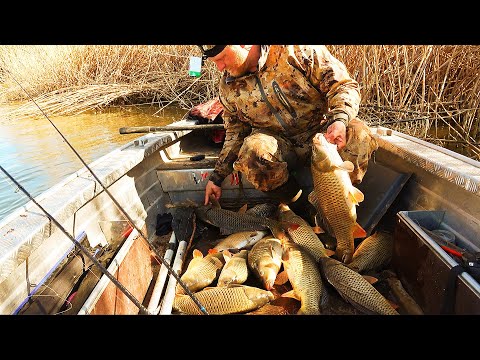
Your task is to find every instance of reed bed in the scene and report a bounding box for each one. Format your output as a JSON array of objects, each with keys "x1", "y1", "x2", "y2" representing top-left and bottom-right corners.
[{"x1": 0, "y1": 45, "x2": 479, "y2": 159}]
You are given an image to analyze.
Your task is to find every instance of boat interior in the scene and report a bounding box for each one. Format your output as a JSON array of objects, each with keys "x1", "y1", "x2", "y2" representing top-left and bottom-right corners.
[{"x1": 1, "y1": 119, "x2": 480, "y2": 315}]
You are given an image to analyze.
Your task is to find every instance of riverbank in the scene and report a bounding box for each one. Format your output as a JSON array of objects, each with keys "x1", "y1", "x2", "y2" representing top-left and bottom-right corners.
[
  {"x1": 1, "y1": 45, "x2": 478, "y2": 160},
  {"x1": 0, "y1": 104, "x2": 186, "y2": 223}
]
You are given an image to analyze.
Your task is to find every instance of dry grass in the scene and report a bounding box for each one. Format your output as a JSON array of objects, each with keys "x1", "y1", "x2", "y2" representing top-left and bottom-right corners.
[
  {"x1": 0, "y1": 45, "x2": 479, "y2": 159},
  {"x1": 0, "y1": 45, "x2": 221, "y2": 116},
  {"x1": 329, "y1": 45, "x2": 480, "y2": 159}
]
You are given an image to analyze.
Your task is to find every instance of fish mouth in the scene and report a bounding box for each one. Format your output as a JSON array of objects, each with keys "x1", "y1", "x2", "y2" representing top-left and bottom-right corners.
[
  {"x1": 312, "y1": 132, "x2": 329, "y2": 146},
  {"x1": 336, "y1": 249, "x2": 353, "y2": 264}
]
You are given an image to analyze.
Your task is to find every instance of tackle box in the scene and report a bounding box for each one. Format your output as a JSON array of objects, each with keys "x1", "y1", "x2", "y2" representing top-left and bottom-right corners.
[{"x1": 393, "y1": 210, "x2": 480, "y2": 315}]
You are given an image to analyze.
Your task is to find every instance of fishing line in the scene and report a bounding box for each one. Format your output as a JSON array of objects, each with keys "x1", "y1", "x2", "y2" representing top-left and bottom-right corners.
[
  {"x1": 0, "y1": 164, "x2": 151, "y2": 315},
  {"x1": 5, "y1": 71, "x2": 208, "y2": 315}
]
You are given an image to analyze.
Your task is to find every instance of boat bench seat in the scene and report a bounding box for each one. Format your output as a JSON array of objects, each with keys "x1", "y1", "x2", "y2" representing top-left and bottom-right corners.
[{"x1": 155, "y1": 137, "x2": 411, "y2": 236}]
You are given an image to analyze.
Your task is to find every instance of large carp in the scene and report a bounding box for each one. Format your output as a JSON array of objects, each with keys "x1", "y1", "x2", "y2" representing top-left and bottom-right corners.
[
  {"x1": 247, "y1": 236, "x2": 283, "y2": 290},
  {"x1": 195, "y1": 196, "x2": 298, "y2": 234},
  {"x1": 173, "y1": 284, "x2": 274, "y2": 315},
  {"x1": 175, "y1": 249, "x2": 225, "y2": 295},
  {"x1": 347, "y1": 231, "x2": 394, "y2": 273},
  {"x1": 318, "y1": 256, "x2": 399, "y2": 315},
  {"x1": 279, "y1": 240, "x2": 324, "y2": 315},
  {"x1": 310, "y1": 132, "x2": 366, "y2": 263},
  {"x1": 217, "y1": 249, "x2": 250, "y2": 287},
  {"x1": 218, "y1": 202, "x2": 278, "y2": 236},
  {"x1": 277, "y1": 203, "x2": 331, "y2": 261}
]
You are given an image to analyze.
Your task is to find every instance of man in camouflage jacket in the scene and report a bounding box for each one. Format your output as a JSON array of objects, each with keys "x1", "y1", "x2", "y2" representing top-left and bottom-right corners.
[{"x1": 199, "y1": 45, "x2": 378, "y2": 221}]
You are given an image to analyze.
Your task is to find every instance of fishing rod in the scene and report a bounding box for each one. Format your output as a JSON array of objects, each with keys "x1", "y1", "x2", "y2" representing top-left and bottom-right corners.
[
  {"x1": 6, "y1": 72, "x2": 208, "y2": 315},
  {"x1": 0, "y1": 164, "x2": 151, "y2": 314}
]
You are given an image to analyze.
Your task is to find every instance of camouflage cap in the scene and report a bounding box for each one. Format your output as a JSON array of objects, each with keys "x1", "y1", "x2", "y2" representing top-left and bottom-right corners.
[
  {"x1": 338, "y1": 118, "x2": 378, "y2": 184},
  {"x1": 197, "y1": 45, "x2": 227, "y2": 60}
]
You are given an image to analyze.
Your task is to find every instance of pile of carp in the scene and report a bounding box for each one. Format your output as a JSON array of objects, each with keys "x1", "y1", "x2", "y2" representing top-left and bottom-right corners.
[{"x1": 170, "y1": 133, "x2": 423, "y2": 315}]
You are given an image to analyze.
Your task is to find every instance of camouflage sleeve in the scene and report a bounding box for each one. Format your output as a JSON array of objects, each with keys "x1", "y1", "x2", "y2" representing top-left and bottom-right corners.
[
  {"x1": 209, "y1": 96, "x2": 252, "y2": 187},
  {"x1": 290, "y1": 45, "x2": 361, "y2": 126}
]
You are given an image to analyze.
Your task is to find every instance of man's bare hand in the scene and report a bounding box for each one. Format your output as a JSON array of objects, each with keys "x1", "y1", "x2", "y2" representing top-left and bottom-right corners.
[
  {"x1": 204, "y1": 180, "x2": 222, "y2": 205},
  {"x1": 325, "y1": 120, "x2": 347, "y2": 150}
]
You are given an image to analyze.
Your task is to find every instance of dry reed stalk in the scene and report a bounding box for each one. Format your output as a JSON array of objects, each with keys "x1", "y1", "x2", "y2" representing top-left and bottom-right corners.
[
  {"x1": 1, "y1": 45, "x2": 479, "y2": 160},
  {"x1": 0, "y1": 45, "x2": 221, "y2": 118}
]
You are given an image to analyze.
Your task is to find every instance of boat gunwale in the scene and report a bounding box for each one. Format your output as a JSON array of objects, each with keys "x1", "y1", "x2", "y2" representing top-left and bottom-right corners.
[
  {"x1": 373, "y1": 127, "x2": 480, "y2": 196},
  {"x1": 0, "y1": 121, "x2": 197, "y2": 285}
]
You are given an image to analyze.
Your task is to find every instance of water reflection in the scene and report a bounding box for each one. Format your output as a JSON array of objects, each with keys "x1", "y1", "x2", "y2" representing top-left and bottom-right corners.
[{"x1": 0, "y1": 105, "x2": 187, "y2": 223}]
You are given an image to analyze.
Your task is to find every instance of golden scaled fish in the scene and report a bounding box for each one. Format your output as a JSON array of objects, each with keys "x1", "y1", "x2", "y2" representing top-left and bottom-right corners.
[
  {"x1": 247, "y1": 236, "x2": 283, "y2": 290},
  {"x1": 347, "y1": 231, "x2": 394, "y2": 273},
  {"x1": 277, "y1": 203, "x2": 333, "y2": 261},
  {"x1": 213, "y1": 230, "x2": 269, "y2": 252},
  {"x1": 318, "y1": 256, "x2": 399, "y2": 315},
  {"x1": 173, "y1": 285, "x2": 274, "y2": 315},
  {"x1": 175, "y1": 249, "x2": 225, "y2": 295},
  {"x1": 309, "y1": 132, "x2": 367, "y2": 264},
  {"x1": 195, "y1": 196, "x2": 299, "y2": 235},
  {"x1": 277, "y1": 240, "x2": 324, "y2": 315},
  {"x1": 217, "y1": 249, "x2": 249, "y2": 287}
]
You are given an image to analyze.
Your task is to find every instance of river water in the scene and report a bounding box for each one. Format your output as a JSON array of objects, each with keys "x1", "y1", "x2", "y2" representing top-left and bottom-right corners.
[{"x1": 0, "y1": 104, "x2": 187, "y2": 224}]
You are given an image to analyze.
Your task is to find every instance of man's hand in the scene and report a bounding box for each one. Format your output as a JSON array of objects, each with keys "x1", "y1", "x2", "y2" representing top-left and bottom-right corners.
[
  {"x1": 325, "y1": 120, "x2": 347, "y2": 150},
  {"x1": 204, "y1": 180, "x2": 222, "y2": 205}
]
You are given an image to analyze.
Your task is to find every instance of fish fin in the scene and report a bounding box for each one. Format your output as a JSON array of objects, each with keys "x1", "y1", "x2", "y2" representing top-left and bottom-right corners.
[
  {"x1": 312, "y1": 225, "x2": 324, "y2": 234},
  {"x1": 207, "y1": 248, "x2": 219, "y2": 255},
  {"x1": 352, "y1": 222, "x2": 367, "y2": 239},
  {"x1": 268, "y1": 245, "x2": 276, "y2": 258},
  {"x1": 325, "y1": 249, "x2": 336, "y2": 257},
  {"x1": 209, "y1": 194, "x2": 222, "y2": 208},
  {"x1": 388, "y1": 299, "x2": 400, "y2": 310},
  {"x1": 308, "y1": 191, "x2": 317, "y2": 205},
  {"x1": 193, "y1": 249, "x2": 204, "y2": 258},
  {"x1": 281, "y1": 290, "x2": 300, "y2": 301},
  {"x1": 275, "y1": 270, "x2": 289, "y2": 285},
  {"x1": 349, "y1": 186, "x2": 365, "y2": 204},
  {"x1": 362, "y1": 275, "x2": 378, "y2": 284},
  {"x1": 237, "y1": 204, "x2": 248, "y2": 213},
  {"x1": 278, "y1": 202, "x2": 290, "y2": 212},
  {"x1": 271, "y1": 228, "x2": 290, "y2": 244},
  {"x1": 338, "y1": 160, "x2": 355, "y2": 172},
  {"x1": 283, "y1": 221, "x2": 300, "y2": 231},
  {"x1": 314, "y1": 210, "x2": 336, "y2": 238},
  {"x1": 222, "y1": 249, "x2": 233, "y2": 262}
]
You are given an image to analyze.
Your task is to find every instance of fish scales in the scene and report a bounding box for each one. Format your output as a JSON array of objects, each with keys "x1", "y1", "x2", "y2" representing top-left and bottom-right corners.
[
  {"x1": 175, "y1": 250, "x2": 225, "y2": 295},
  {"x1": 195, "y1": 206, "x2": 277, "y2": 233},
  {"x1": 248, "y1": 236, "x2": 283, "y2": 290},
  {"x1": 319, "y1": 257, "x2": 399, "y2": 315},
  {"x1": 246, "y1": 203, "x2": 278, "y2": 218},
  {"x1": 310, "y1": 132, "x2": 365, "y2": 263},
  {"x1": 347, "y1": 231, "x2": 394, "y2": 273},
  {"x1": 277, "y1": 203, "x2": 329, "y2": 261},
  {"x1": 282, "y1": 241, "x2": 324, "y2": 315},
  {"x1": 173, "y1": 285, "x2": 274, "y2": 315},
  {"x1": 217, "y1": 250, "x2": 250, "y2": 287}
]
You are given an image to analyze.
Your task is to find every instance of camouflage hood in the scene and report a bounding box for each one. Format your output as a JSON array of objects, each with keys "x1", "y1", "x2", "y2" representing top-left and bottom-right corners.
[{"x1": 339, "y1": 118, "x2": 378, "y2": 184}]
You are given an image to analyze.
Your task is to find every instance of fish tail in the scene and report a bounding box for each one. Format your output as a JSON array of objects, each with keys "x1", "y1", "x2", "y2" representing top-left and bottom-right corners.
[{"x1": 353, "y1": 222, "x2": 367, "y2": 238}]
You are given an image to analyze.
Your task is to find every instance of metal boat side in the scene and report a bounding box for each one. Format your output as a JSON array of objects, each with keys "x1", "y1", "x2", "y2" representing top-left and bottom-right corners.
[{"x1": 0, "y1": 120, "x2": 198, "y2": 314}]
